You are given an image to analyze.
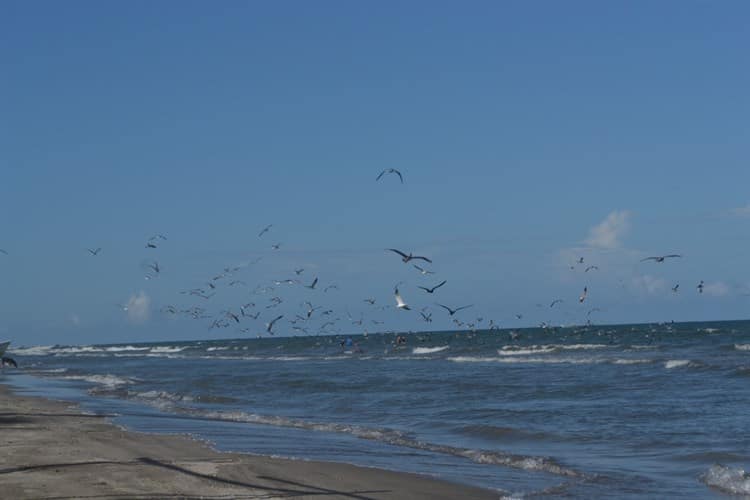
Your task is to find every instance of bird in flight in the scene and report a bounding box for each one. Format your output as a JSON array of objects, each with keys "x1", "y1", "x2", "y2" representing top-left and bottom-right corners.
[
  {"x1": 579, "y1": 286, "x2": 588, "y2": 303},
  {"x1": 641, "y1": 254, "x2": 681, "y2": 263},
  {"x1": 550, "y1": 299, "x2": 563, "y2": 308},
  {"x1": 577, "y1": 257, "x2": 584, "y2": 264},
  {"x1": 376, "y1": 168, "x2": 404, "y2": 184},
  {"x1": 672, "y1": 284, "x2": 679, "y2": 293},
  {"x1": 418, "y1": 280, "x2": 447, "y2": 294},
  {"x1": 585, "y1": 265, "x2": 598, "y2": 273},
  {"x1": 145, "y1": 242, "x2": 157, "y2": 249},
  {"x1": 87, "y1": 247, "x2": 102, "y2": 256},
  {"x1": 258, "y1": 224, "x2": 273, "y2": 238},
  {"x1": 305, "y1": 277, "x2": 318, "y2": 290},
  {"x1": 697, "y1": 280, "x2": 704, "y2": 294},
  {"x1": 271, "y1": 243, "x2": 282, "y2": 250},
  {"x1": 420, "y1": 311, "x2": 433, "y2": 322},
  {"x1": 266, "y1": 315, "x2": 284, "y2": 334},
  {"x1": 389, "y1": 249, "x2": 432, "y2": 264},
  {"x1": 294, "y1": 268, "x2": 305, "y2": 275},
  {"x1": 363, "y1": 298, "x2": 376, "y2": 305},
  {"x1": 394, "y1": 285, "x2": 411, "y2": 310},
  {"x1": 437, "y1": 303, "x2": 473, "y2": 316},
  {"x1": 413, "y1": 264, "x2": 435, "y2": 275}
]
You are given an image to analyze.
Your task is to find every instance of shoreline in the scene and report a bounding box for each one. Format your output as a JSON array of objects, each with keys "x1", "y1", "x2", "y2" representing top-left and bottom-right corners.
[{"x1": 0, "y1": 381, "x2": 499, "y2": 499}]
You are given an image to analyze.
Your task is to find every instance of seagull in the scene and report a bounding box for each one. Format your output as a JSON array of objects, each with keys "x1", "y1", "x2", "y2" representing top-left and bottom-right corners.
[
  {"x1": 550, "y1": 299, "x2": 563, "y2": 308},
  {"x1": 271, "y1": 243, "x2": 282, "y2": 250},
  {"x1": 376, "y1": 168, "x2": 404, "y2": 184},
  {"x1": 420, "y1": 311, "x2": 433, "y2": 322},
  {"x1": 324, "y1": 284, "x2": 339, "y2": 292},
  {"x1": 437, "y1": 304, "x2": 473, "y2": 316},
  {"x1": 413, "y1": 264, "x2": 435, "y2": 275},
  {"x1": 389, "y1": 249, "x2": 432, "y2": 264},
  {"x1": 395, "y1": 285, "x2": 411, "y2": 310},
  {"x1": 578, "y1": 257, "x2": 584, "y2": 264},
  {"x1": 515, "y1": 314, "x2": 523, "y2": 319},
  {"x1": 641, "y1": 254, "x2": 682, "y2": 263},
  {"x1": 585, "y1": 265, "x2": 598, "y2": 273},
  {"x1": 363, "y1": 298, "x2": 376, "y2": 305},
  {"x1": 145, "y1": 242, "x2": 157, "y2": 249},
  {"x1": 697, "y1": 280, "x2": 704, "y2": 294},
  {"x1": 225, "y1": 311, "x2": 240, "y2": 323},
  {"x1": 294, "y1": 268, "x2": 305, "y2": 275},
  {"x1": 87, "y1": 247, "x2": 102, "y2": 256},
  {"x1": 266, "y1": 315, "x2": 284, "y2": 334},
  {"x1": 579, "y1": 286, "x2": 588, "y2": 303},
  {"x1": 672, "y1": 284, "x2": 679, "y2": 293},
  {"x1": 149, "y1": 234, "x2": 167, "y2": 242},
  {"x1": 418, "y1": 280, "x2": 447, "y2": 294},
  {"x1": 258, "y1": 224, "x2": 273, "y2": 238},
  {"x1": 305, "y1": 277, "x2": 318, "y2": 290}
]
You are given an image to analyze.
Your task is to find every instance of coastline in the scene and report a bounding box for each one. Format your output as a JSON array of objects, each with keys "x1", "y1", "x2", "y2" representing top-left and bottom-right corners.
[{"x1": 0, "y1": 381, "x2": 498, "y2": 500}]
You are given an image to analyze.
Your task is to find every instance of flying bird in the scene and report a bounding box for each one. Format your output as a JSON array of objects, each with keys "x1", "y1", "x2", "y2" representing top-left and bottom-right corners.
[
  {"x1": 145, "y1": 242, "x2": 157, "y2": 249},
  {"x1": 550, "y1": 299, "x2": 563, "y2": 308},
  {"x1": 697, "y1": 280, "x2": 704, "y2": 294},
  {"x1": 579, "y1": 286, "x2": 588, "y2": 303},
  {"x1": 305, "y1": 277, "x2": 318, "y2": 290},
  {"x1": 420, "y1": 311, "x2": 433, "y2": 322},
  {"x1": 87, "y1": 247, "x2": 102, "y2": 256},
  {"x1": 641, "y1": 254, "x2": 682, "y2": 263},
  {"x1": 271, "y1": 243, "x2": 282, "y2": 250},
  {"x1": 437, "y1": 304, "x2": 473, "y2": 316},
  {"x1": 294, "y1": 268, "x2": 305, "y2": 275},
  {"x1": 389, "y1": 249, "x2": 432, "y2": 264},
  {"x1": 418, "y1": 280, "x2": 447, "y2": 294},
  {"x1": 394, "y1": 286, "x2": 411, "y2": 310},
  {"x1": 266, "y1": 315, "x2": 284, "y2": 334},
  {"x1": 258, "y1": 224, "x2": 273, "y2": 238},
  {"x1": 376, "y1": 168, "x2": 404, "y2": 184},
  {"x1": 413, "y1": 264, "x2": 435, "y2": 275},
  {"x1": 672, "y1": 284, "x2": 679, "y2": 293},
  {"x1": 585, "y1": 265, "x2": 598, "y2": 273}
]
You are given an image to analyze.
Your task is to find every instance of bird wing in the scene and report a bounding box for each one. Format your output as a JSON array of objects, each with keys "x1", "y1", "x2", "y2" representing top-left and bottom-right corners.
[
  {"x1": 455, "y1": 305, "x2": 473, "y2": 313},
  {"x1": 433, "y1": 280, "x2": 447, "y2": 290},
  {"x1": 640, "y1": 257, "x2": 658, "y2": 262},
  {"x1": 376, "y1": 170, "x2": 386, "y2": 181},
  {"x1": 393, "y1": 169, "x2": 404, "y2": 183},
  {"x1": 436, "y1": 304, "x2": 452, "y2": 313},
  {"x1": 417, "y1": 286, "x2": 429, "y2": 292},
  {"x1": 389, "y1": 249, "x2": 409, "y2": 259},
  {"x1": 412, "y1": 255, "x2": 433, "y2": 263},
  {"x1": 664, "y1": 254, "x2": 682, "y2": 259}
]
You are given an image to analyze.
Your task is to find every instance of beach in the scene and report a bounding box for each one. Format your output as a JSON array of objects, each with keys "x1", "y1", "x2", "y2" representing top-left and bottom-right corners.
[{"x1": 0, "y1": 383, "x2": 497, "y2": 499}]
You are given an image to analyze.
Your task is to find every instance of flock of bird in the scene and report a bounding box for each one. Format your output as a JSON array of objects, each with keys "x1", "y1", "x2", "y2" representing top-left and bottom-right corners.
[{"x1": 0, "y1": 171, "x2": 716, "y2": 343}]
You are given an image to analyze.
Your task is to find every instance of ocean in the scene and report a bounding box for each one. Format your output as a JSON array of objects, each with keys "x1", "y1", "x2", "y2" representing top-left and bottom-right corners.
[{"x1": 5, "y1": 320, "x2": 750, "y2": 498}]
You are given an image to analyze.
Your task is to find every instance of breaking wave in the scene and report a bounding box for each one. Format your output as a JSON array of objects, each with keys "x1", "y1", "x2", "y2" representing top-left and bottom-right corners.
[{"x1": 701, "y1": 464, "x2": 750, "y2": 495}]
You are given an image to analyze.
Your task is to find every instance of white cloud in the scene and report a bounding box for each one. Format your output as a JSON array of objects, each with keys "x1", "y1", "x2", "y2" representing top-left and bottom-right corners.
[
  {"x1": 730, "y1": 204, "x2": 750, "y2": 217},
  {"x1": 126, "y1": 291, "x2": 151, "y2": 323},
  {"x1": 632, "y1": 274, "x2": 667, "y2": 295},
  {"x1": 584, "y1": 211, "x2": 631, "y2": 249},
  {"x1": 703, "y1": 281, "x2": 730, "y2": 297}
]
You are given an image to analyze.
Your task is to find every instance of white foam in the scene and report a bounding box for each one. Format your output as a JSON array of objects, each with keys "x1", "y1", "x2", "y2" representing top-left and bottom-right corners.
[
  {"x1": 702, "y1": 465, "x2": 750, "y2": 495},
  {"x1": 498, "y1": 347, "x2": 555, "y2": 356},
  {"x1": 665, "y1": 360, "x2": 691, "y2": 369},
  {"x1": 206, "y1": 347, "x2": 230, "y2": 352},
  {"x1": 734, "y1": 344, "x2": 750, "y2": 351},
  {"x1": 150, "y1": 346, "x2": 186, "y2": 353},
  {"x1": 449, "y1": 356, "x2": 603, "y2": 365},
  {"x1": 412, "y1": 346, "x2": 449, "y2": 355},
  {"x1": 612, "y1": 359, "x2": 652, "y2": 365},
  {"x1": 61, "y1": 374, "x2": 135, "y2": 387},
  {"x1": 104, "y1": 346, "x2": 150, "y2": 352}
]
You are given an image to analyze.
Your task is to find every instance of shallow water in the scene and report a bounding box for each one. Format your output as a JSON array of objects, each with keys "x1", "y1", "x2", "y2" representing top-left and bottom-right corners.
[{"x1": 6, "y1": 320, "x2": 750, "y2": 498}]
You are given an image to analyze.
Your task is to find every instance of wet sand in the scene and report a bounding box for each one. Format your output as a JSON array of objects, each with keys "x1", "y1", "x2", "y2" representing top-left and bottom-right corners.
[{"x1": 0, "y1": 383, "x2": 498, "y2": 499}]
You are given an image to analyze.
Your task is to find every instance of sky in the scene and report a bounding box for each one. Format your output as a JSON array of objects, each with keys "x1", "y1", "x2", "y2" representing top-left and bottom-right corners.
[{"x1": 2, "y1": 1, "x2": 749, "y2": 345}]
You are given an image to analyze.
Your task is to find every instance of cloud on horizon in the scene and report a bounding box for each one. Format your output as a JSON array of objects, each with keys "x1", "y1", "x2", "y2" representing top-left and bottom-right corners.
[
  {"x1": 584, "y1": 210, "x2": 631, "y2": 249},
  {"x1": 126, "y1": 291, "x2": 151, "y2": 323}
]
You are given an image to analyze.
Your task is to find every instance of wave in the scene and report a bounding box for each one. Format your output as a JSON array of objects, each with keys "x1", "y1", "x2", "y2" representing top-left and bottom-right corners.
[
  {"x1": 187, "y1": 409, "x2": 581, "y2": 477},
  {"x1": 104, "y1": 346, "x2": 150, "y2": 352},
  {"x1": 498, "y1": 347, "x2": 556, "y2": 356},
  {"x1": 664, "y1": 360, "x2": 691, "y2": 369},
  {"x1": 701, "y1": 464, "x2": 750, "y2": 495},
  {"x1": 412, "y1": 346, "x2": 449, "y2": 355},
  {"x1": 60, "y1": 374, "x2": 135, "y2": 387},
  {"x1": 149, "y1": 346, "x2": 186, "y2": 353},
  {"x1": 734, "y1": 344, "x2": 750, "y2": 351}
]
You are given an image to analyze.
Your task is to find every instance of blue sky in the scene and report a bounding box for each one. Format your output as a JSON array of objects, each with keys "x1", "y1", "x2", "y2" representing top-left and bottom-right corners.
[{"x1": 2, "y1": 1, "x2": 749, "y2": 345}]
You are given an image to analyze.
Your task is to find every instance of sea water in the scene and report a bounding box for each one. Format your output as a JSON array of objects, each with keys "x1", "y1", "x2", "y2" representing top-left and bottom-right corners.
[{"x1": 6, "y1": 320, "x2": 750, "y2": 498}]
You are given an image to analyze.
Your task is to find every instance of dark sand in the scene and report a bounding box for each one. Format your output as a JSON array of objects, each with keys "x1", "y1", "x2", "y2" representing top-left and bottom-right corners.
[{"x1": 0, "y1": 383, "x2": 498, "y2": 499}]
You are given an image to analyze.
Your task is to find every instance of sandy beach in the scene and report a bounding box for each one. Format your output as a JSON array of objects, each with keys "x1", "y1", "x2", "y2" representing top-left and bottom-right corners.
[{"x1": 0, "y1": 382, "x2": 498, "y2": 500}]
